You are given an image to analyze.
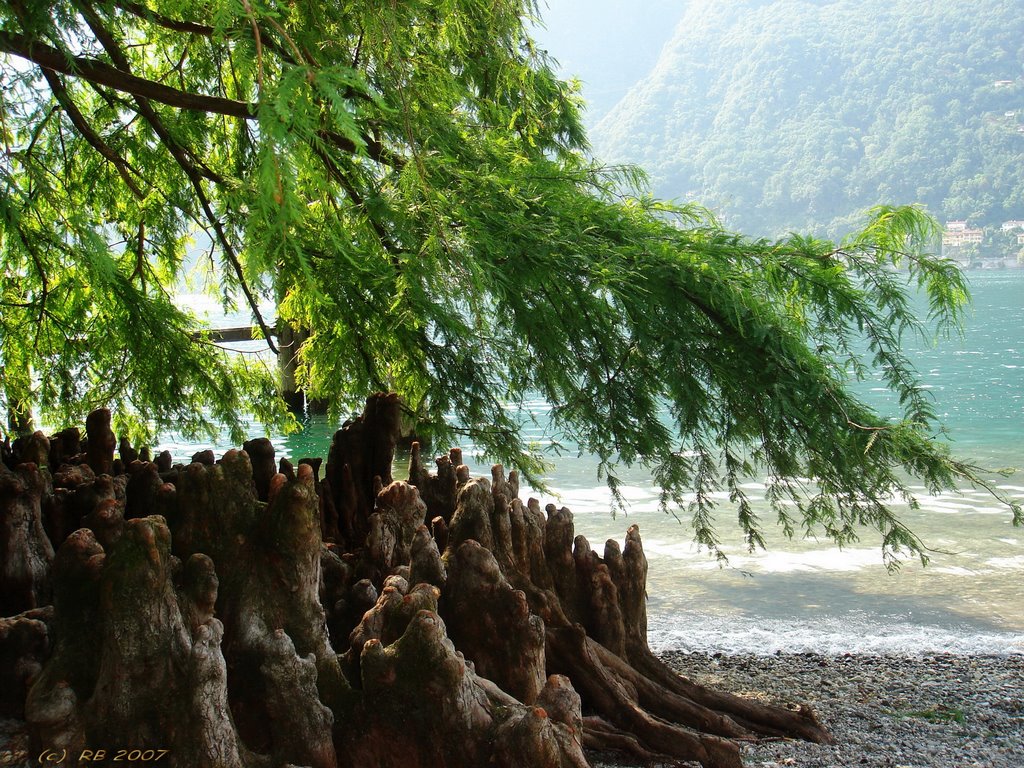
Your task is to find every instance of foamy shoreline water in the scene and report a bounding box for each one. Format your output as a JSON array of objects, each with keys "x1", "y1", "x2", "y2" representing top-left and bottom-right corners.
[{"x1": 646, "y1": 613, "x2": 1024, "y2": 657}]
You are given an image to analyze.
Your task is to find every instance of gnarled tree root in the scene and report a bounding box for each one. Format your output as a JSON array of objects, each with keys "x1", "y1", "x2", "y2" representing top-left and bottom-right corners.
[
  {"x1": 546, "y1": 624, "x2": 745, "y2": 768},
  {"x1": 3, "y1": 397, "x2": 834, "y2": 768},
  {"x1": 409, "y1": 438, "x2": 834, "y2": 767}
]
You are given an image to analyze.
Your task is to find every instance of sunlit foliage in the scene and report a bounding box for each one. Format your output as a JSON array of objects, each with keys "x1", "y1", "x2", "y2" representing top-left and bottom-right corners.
[{"x1": 0, "y1": 0, "x2": 1018, "y2": 561}]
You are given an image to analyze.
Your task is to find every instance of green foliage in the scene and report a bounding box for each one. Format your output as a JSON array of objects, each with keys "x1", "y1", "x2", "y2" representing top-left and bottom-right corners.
[
  {"x1": 593, "y1": 0, "x2": 1024, "y2": 238},
  {"x1": 0, "y1": 0, "x2": 1019, "y2": 561}
]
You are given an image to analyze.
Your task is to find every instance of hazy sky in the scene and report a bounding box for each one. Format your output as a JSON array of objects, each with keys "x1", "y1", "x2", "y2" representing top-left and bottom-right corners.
[{"x1": 531, "y1": 1, "x2": 681, "y2": 122}]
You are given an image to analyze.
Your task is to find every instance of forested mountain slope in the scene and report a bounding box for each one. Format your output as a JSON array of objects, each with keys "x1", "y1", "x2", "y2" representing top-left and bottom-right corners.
[{"x1": 591, "y1": 0, "x2": 1024, "y2": 237}]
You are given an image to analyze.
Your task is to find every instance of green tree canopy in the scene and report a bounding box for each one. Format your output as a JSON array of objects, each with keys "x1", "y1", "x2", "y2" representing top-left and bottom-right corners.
[{"x1": 0, "y1": 0, "x2": 1018, "y2": 561}]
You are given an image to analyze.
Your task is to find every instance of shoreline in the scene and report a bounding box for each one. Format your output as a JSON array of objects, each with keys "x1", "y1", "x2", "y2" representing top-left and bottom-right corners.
[
  {"x1": 596, "y1": 650, "x2": 1024, "y2": 768},
  {"x1": 643, "y1": 612, "x2": 1024, "y2": 658}
]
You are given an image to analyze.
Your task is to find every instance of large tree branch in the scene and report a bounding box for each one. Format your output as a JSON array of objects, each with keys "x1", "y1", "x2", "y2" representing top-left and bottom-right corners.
[
  {"x1": 0, "y1": 29, "x2": 257, "y2": 118},
  {"x1": 1, "y1": 30, "x2": 401, "y2": 172}
]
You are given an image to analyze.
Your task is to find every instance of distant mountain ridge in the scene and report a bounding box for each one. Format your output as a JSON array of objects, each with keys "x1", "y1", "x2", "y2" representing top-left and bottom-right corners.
[{"x1": 589, "y1": 0, "x2": 1024, "y2": 238}]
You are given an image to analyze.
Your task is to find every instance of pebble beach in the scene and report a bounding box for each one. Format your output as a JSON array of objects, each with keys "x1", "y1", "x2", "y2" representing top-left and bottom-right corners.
[{"x1": 596, "y1": 651, "x2": 1024, "y2": 768}]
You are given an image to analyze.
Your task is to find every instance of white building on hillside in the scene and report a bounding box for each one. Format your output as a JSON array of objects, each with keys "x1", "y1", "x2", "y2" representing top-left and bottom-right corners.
[{"x1": 942, "y1": 221, "x2": 983, "y2": 248}]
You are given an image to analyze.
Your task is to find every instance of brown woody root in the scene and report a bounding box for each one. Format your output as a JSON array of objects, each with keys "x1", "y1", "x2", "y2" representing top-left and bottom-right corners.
[{"x1": 0, "y1": 397, "x2": 832, "y2": 768}]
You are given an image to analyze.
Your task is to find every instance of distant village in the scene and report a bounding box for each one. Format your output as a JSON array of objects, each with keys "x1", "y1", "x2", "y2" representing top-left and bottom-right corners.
[{"x1": 941, "y1": 219, "x2": 1024, "y2": 268}]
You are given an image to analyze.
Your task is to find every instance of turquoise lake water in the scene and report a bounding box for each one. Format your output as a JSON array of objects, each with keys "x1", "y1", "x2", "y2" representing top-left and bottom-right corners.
[{"x1": 164, "y1": 270, "x2": 1024, "y2": 654}]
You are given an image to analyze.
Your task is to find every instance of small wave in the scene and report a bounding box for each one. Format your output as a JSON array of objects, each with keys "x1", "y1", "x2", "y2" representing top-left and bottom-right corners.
[
  {"x1": 917, "y1": 499, "x2": 980, "y2": 513},
  {"x1": 702, "y1": 547, "x2": 882, "y2": 574},
  {"x1": 647, "y1": 612, "x2": 1024, "y2": 656},
  {"x1": 986, "y1": 555, "x2": 1024, "y2": 569},
  {"x1": 930, "y1": 566, "x2": 978, "y2": 576}
]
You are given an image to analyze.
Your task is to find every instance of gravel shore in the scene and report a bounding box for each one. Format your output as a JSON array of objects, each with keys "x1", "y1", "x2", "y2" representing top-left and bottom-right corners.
[{"x1": 595, "y1": 651, "x2": 1024, "y2": 768}]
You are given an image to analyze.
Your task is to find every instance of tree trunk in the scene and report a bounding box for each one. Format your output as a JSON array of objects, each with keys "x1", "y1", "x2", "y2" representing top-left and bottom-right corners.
[
  {"x1": 277, "y1": 322, "x2": 328, "y2": 415},
  {"x1": 2, "y1": 396, "x2": 833, "y2": 768},
  {"x1": 277, "y1": 322, "x2": 308, "y2": 413}
]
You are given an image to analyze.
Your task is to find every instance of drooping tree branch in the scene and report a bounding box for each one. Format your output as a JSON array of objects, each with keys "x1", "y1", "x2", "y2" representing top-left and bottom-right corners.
[
  {"x1": 38, "y1": 69, "x2": 146, "y2": 200},
  {"x1": 111, "y1": 0, "x2": 216, "y2": 36},
  {"x1": 319, "y1": 129, "x2": 406, "y2": 171},
  {"x1": 0, "y1": 30, "x2": 257, "y2": 119},
  {"x1": 0, "y1": 24, "x2": 399, "y2": 170},
  {"x1": 2, "y1": 0, "x2": 1014, "y2": 545},
  {"x1": 110, "y1": 0, "x2": 305, "y2": 69}
]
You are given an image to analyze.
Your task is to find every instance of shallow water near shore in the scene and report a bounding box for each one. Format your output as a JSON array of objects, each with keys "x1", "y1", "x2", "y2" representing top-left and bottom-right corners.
[{"x1": 162, "y1": 271, "x2": 1024, "y2": 656}]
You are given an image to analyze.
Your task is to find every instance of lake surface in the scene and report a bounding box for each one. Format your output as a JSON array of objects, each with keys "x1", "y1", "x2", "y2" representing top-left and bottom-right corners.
[{"x1": 164, "y1": 270, "x2": 1024, "y2": 655}]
